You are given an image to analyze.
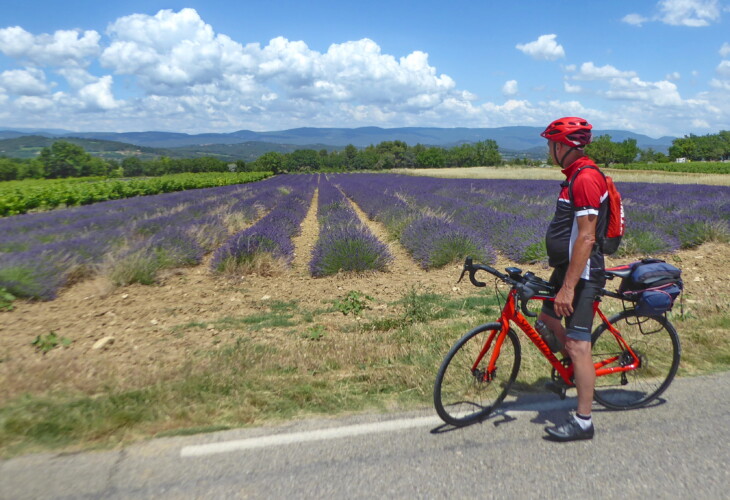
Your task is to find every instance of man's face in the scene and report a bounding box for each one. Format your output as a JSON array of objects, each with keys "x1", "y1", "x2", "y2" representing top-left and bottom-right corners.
[{"x1": 547, "y1": 140, "x2": 560, "y2": 165}]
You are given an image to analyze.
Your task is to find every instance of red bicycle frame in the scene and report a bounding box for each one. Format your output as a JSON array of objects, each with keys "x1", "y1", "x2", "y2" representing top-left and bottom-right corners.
[{"x1": 472, "y1": 288, "x2": 641, "y2": 385}]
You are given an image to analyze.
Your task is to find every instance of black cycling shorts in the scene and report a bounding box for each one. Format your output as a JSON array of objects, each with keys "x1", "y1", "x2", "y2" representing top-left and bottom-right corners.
[{"x1": 541, "y1": 266, "x2": 604, "y2": 342}]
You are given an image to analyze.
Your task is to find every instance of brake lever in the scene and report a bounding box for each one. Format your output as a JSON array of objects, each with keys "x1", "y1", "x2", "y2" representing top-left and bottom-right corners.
[
  {"x1": 518, "y1": 284, "x2": 537, "y2": 317},
  {"x1": 457, "y1": 256, "x2": 471, "y2": 283}
]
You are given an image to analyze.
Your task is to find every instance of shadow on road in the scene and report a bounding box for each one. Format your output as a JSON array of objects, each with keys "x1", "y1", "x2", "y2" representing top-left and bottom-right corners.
[{"x1": 429, "y1": 389, "x2": 668, "y2": 435}]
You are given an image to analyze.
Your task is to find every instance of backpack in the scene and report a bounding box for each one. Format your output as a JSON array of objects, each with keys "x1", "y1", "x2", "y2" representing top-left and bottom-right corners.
[
  {"x1": 618, "y1": 259, "x2": 683, "y2": 316},
  {"x1": 567, "y1": 165, "x2": 625, "y2": 255}
]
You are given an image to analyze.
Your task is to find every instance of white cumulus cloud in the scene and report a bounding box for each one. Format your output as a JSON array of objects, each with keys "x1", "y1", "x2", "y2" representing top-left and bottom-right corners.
[
  {"x1": 573, "y1": 62, "x2": 637, "y2": 81},
  {"x1": 605, "y1": 77, "x2": 684, "y2": 106},
  {"x1": 622, "y1": 13, "x2": 649, "y2": 26},
  {"x1": 623, "y1": 0, "x2": 722, "y2": 28},
  {"x1": 502, "y1": 80, "x2": 518, "y2": 96},
  {"x1": 720, "y1": 43, "x2": 730, "y2": 57},
  {"x1": 658, "y1": 0, "x2": 721, "y2": 26},
  {"x1": 0, "y1": 67, "x2": 51, "y2": 95},
  {"x1": 78, "y1": 76, "x2": 121, "y2": 110},
  {"x1": 564, "y1": 82, "x2": 582, "y2": 93},
  {"x1": 0, "y1": 26, "x2": 100, "y2": 66},
  {"x1": 717, "y1": 60, "x2": 730, "y2": 76},
  {"x1": 98, "y1": 8, "x2": 460, "y2": 119},
  {"x1": 516, "y1": 34, "x2": 565, "y2": 61}
]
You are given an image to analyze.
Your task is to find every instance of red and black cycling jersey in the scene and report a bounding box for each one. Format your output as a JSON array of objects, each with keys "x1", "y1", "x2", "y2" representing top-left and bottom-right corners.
[{"x1": 545, "y1": 156, "x2": 608, "y2": 281}]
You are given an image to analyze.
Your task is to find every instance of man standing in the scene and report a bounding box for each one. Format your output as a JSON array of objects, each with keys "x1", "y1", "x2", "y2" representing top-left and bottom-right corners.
[{"x1": 539, "y1": 117, "x2": 608, "y2": 442}]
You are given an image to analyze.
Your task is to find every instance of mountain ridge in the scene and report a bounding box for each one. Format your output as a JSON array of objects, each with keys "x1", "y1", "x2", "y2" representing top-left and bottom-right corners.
[
  {"x1": 0, "y1": 126, "x2": 676, "y2": 159},
  {"x1": 0, "y1": 126, "x2": 675, "y2": 161}
]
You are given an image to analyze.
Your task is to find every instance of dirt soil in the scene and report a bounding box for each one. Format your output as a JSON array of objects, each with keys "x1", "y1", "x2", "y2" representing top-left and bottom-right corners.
[{"x1": 1, "y1": 192, "x2": 729, "y2": 404}]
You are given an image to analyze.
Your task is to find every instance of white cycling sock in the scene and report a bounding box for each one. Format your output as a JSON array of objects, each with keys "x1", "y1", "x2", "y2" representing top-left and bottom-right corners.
[{"x1": 574, "y1": 413, "x2": 593, "y2": 430}]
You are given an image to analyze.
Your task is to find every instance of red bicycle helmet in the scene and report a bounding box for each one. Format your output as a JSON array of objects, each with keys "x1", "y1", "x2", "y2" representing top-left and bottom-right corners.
[{"x1": 541, "y1": 117, "x2": 593, "y2": 147}]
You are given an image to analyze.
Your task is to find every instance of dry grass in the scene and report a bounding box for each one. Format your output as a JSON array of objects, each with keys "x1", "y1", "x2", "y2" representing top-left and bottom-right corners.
[
  {"x1": 2, "y1": 281, "x2": 728, "y2": 457},
  {"x1": 215, "y1": 252, "x2": 289, "y2": 277},
  {"x1": 394, "y1": 166, "x2": 730, "y2": 186}
]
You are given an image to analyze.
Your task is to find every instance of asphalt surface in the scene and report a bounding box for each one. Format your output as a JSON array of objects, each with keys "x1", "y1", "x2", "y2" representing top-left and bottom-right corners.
[{"x1": 2, "y1": 372, "x2": 729, "y2": 499}]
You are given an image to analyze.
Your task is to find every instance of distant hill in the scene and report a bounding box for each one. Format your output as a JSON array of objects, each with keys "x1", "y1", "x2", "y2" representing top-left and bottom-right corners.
[
  {"x1": 0, "y1": 126, "x2": 676, "y2": 160},
  {"x1": 0, "y1": 135, "x2": 343, "y2": 161},
  {"x1": 0, "y1": 136, "x2": 166, "y2": 160}
]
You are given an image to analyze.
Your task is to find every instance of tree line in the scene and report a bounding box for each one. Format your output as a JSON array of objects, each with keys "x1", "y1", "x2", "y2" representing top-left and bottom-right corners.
[
  {"x1": 0, "y1": 139, "x2": 502, "y2": 180},
  {"x1": 585, "y1": 130, "x2": 730, "y2": 167},
  {"x1": 251, "y1": 140, "x2": 502, "y2": 174},
  {"x1": 1, "y1": 130, "x2": 729, "y2": 181}
]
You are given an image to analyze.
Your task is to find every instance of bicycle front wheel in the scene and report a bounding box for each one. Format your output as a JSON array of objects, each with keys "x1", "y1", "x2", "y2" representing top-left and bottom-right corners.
[
  {"x1": 592, "y1": 311, "x2": 681, "y2": 410},
  {"x1": 434, "y1": 323, "x2": 521, "y2": 427}
]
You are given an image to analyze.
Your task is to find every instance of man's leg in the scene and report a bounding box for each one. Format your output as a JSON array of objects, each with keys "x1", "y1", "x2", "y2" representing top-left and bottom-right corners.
[
  {"x1": 544, "y1": 279, "x2": 599, "y2": 441},
  {"x1": 564, "y1": 338, "x2": 594, "y2": 415}
]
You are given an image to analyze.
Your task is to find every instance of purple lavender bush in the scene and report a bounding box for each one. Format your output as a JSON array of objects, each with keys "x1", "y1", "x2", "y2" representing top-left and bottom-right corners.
[
  {"x1": 333, "y1": 173, "x2": 730, "y2": 263},
  {"x1": 400, "y1": 215, "x2": 495, "y2": 269},
  {"x1": 0, "y1": 176, "x2": 298, "y2": 299},
  {"x1": 309, "y1": 178, "x2": 392, "y2": 277},
  {"x1": 211, "y1": 175, "x2": 317, "y2": 273}
]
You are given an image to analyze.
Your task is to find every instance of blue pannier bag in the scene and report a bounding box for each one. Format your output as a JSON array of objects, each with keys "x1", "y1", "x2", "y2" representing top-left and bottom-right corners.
[
  {"x1": 619, "y1": 259, "x2": 683, "y2": 316},
  {"x1": 635, "y1": 282, "x2": 683, "y2": 316}
]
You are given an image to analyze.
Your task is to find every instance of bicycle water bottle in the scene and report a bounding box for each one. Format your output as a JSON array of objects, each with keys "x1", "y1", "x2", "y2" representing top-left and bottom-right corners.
[{"x1": 535, "y1": 320, "x2": 562, "y2": 353}]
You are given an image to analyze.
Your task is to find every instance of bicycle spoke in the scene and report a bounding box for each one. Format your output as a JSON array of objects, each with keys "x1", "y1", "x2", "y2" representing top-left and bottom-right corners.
[
  {"x1": 592, "y1": 312, "x2": 680, "y2": 410},
  {"x1": 434, "y1": 324, "x2": 520, "y2": 426}
]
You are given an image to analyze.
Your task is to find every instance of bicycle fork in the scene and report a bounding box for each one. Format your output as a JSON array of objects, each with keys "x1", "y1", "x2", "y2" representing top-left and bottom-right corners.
[{"x1": 471, "y1": 328, "x2": 502, "y2": 382}]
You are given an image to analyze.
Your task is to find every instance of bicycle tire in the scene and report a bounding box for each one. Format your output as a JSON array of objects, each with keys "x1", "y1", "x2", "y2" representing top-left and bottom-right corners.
[
  {"x1": 591, "y1": 310, "x2": 681, "y2": 410},
  {"x1": 434, "y1": 323, "x2": 521, "y2": 427}
]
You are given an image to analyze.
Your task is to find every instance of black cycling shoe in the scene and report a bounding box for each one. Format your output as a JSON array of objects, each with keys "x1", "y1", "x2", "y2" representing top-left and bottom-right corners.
[{"x1": 545, "y1": 417, "x2": 594, "y2": 442}]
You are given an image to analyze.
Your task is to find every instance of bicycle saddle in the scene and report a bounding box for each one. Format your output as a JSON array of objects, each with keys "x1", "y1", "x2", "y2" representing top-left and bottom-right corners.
[{"x1": 604, "y1": 264, "x2": 632, "y2": 279}]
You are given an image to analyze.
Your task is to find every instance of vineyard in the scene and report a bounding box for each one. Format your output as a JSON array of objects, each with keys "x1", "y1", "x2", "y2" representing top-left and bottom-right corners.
[
  {"x1": 0, "y1": 171, "x2": 272, "y2": 216},
  {"x1": 1, "y1": 171, "x2": 729, "y2": 456}
]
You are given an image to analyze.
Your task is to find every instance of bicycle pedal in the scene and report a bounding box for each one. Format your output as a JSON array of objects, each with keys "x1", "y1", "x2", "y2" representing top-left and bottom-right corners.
[{"x1": 545, "y1": 381, "x2": 569, "y2": 400}]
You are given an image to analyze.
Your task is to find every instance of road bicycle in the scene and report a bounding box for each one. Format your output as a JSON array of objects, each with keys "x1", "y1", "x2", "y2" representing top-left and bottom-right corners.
[{"x1": 433, "y1": 257, "x2": 681, "y2": 427}]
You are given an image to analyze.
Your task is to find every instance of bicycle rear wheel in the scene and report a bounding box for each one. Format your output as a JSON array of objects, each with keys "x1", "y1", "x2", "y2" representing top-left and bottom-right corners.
[
  {"x1": 434, "y1": 323, "x2": 521, "y2": 427},
  {"x1": 592, "y1": 311, "x2": 681, "y2": 410}
]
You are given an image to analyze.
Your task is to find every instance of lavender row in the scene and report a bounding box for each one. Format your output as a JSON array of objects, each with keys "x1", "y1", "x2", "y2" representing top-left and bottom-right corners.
[
  {"x1": 211, "y1": 175, "x2": 317, "y2": 273},
  {"x1": 333, "y1": 173, "x2": 729, "y2": 263},
  {"x1": 329, "y1": 174, "x2": 496, "y2": 268},
  {"x1": 309, "y1": 177, "x2": 392, "y2": 276},
  {"x1": 0, "y1": 176, "x2": 301, "y2": 299}
]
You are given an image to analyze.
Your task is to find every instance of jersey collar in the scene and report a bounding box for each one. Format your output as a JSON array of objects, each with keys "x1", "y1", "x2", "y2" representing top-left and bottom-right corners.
[{"x1": 560, "y1": 156, "x2": 595, "y2": 179}]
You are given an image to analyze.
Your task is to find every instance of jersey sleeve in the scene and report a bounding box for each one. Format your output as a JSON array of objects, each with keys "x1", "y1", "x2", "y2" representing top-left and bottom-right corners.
[{"x1": 572, "y1": 169, "x2": 607, "y2": 217}]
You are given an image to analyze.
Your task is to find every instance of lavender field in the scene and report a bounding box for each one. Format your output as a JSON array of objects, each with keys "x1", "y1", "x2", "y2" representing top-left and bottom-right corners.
[{"x1": 1, "y1": 172, "x2": 728, "y2": 301}]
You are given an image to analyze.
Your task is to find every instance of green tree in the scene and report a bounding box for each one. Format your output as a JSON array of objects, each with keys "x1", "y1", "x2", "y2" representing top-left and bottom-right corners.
[
  {"x1": 585, "y1": 134, "x2": 616, "y2": 168},
  {"x1": 343, "y1": 144, "x2": 358, "y2": 170},
  {"x1": 285, "y1": 149, "x2": 321, "y2": 172},
  {"x1": 416, "y1": 147, "x2": 446, "y2": 168},
  {"x1": 39, "y1": 141, "x2": 93, "y2": 178},
  {"x1": 353, "y1": 149, "x2": 378, "y2": 170},
  {"x1": 615, "y1": 138, "x2": 639, "y2": 165},
  {"x1": 255, "y1": 151, "x2": 284, "y2": 174},
  {"x1": 668, "y1": 136, "x2": 696, "y2": 161},
  {"x1": 122, "y1": 157, "x2": 145, "y2": 176},
  {"x1": 0, "y1": 158, "x2": 18, "y2": 180},
  {"x1": 474, "y1": 139, "x2": 501, "y2": 166},
  {"x1": 16, "y1": 159, "x2": 45, "y2": 179}
]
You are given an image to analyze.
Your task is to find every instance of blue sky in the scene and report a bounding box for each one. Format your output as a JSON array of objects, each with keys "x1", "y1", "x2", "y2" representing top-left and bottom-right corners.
[{"x1": 1, "y1": 0, "x2": 729, "y2": 137}]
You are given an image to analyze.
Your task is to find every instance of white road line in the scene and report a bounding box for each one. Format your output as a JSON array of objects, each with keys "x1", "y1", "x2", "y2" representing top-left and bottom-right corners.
[
  {"x1": 180, "y1": 398, "x2": 573, "y2": 458},
  {"x1": 180, "y1": 415, "x2": 442, "y2": 457}
]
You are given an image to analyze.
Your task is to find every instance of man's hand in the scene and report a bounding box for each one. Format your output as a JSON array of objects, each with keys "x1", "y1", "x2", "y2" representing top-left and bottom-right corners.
[{"x1": 554, "y1": 285, "x2": 575, "y2": 317}]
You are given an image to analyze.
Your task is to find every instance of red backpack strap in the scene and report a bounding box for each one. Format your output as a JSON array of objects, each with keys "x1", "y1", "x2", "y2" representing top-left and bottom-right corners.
[{"x1": 565, "y1": 164, "x2": 605, "y2": 206}]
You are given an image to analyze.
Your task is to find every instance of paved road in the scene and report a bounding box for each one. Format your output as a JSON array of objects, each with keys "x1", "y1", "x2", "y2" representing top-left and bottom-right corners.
[{"x1": 2, "y1": 372, "x2": 729, "y2": 499}]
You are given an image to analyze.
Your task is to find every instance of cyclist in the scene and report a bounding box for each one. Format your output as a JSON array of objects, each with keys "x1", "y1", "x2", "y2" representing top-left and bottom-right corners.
[{"x1": 539, "y1": 117, "x2": 608, "y2": 442}]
